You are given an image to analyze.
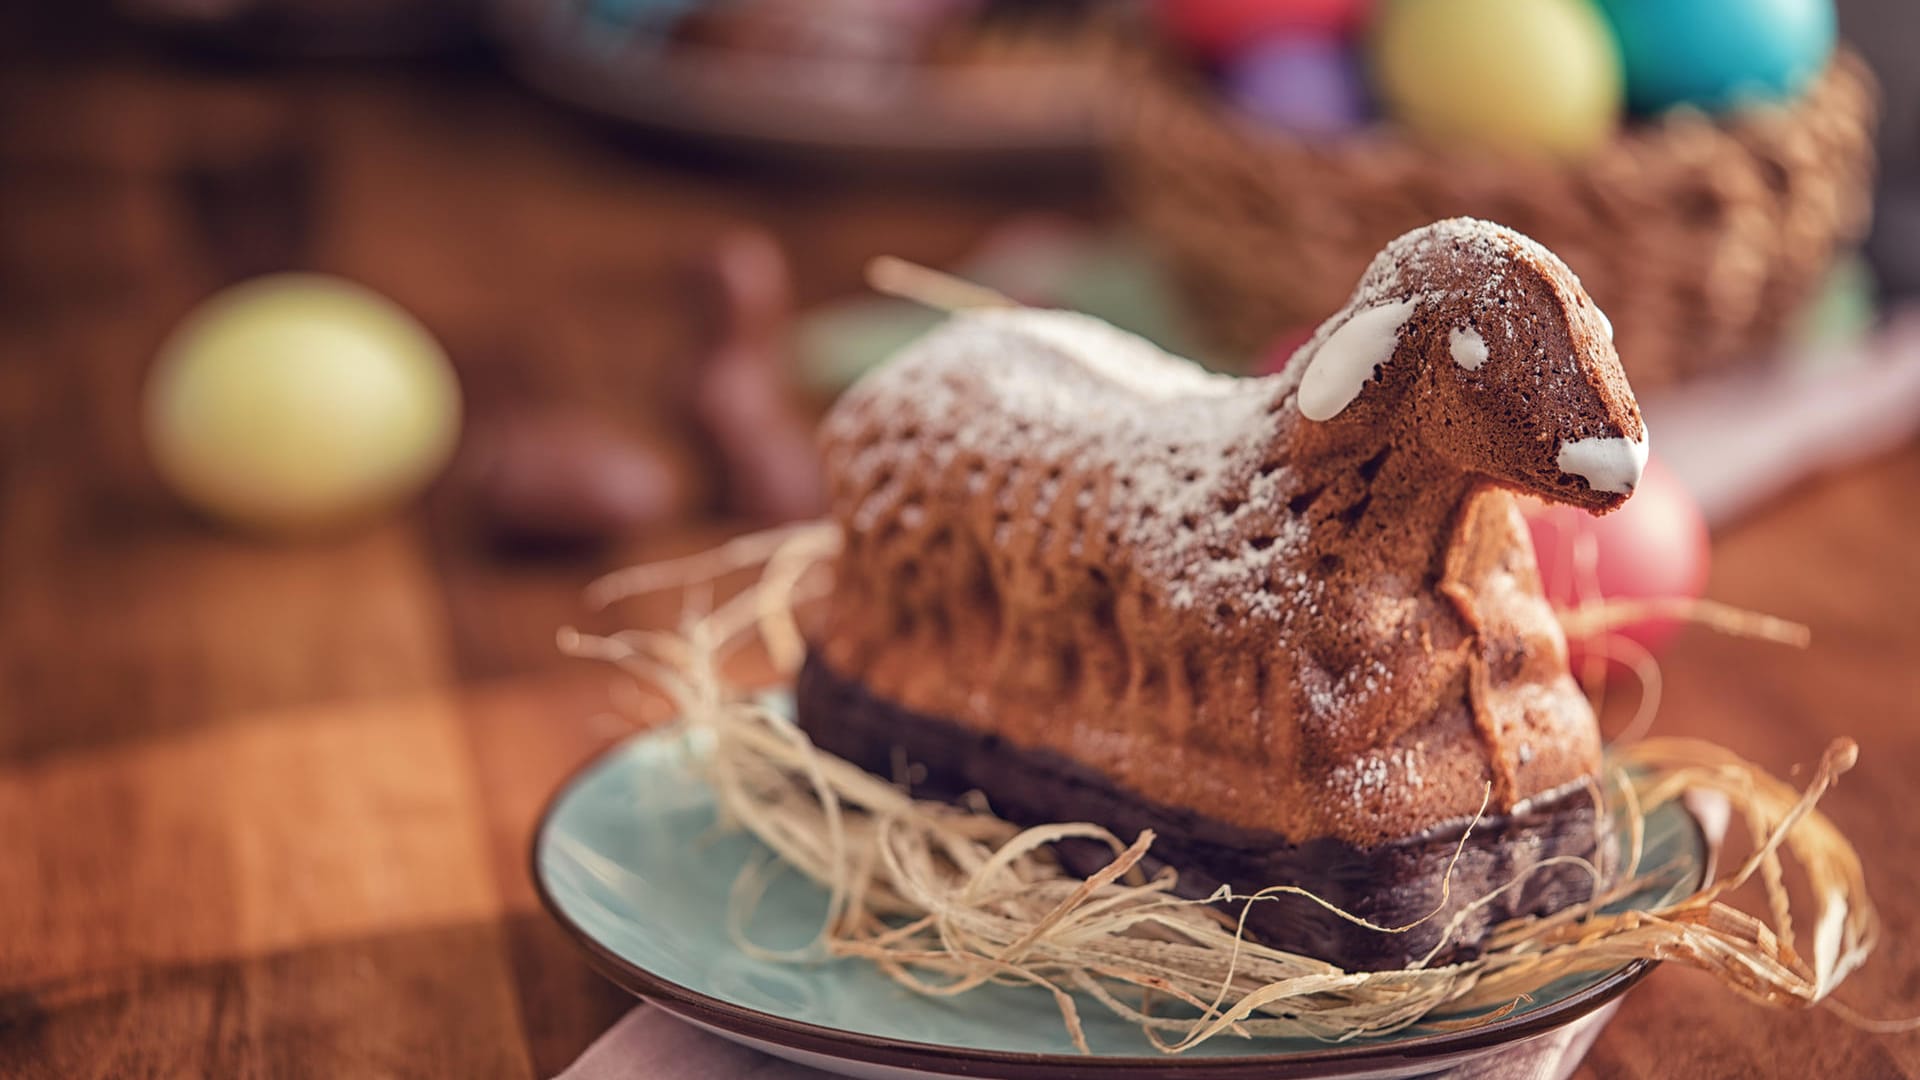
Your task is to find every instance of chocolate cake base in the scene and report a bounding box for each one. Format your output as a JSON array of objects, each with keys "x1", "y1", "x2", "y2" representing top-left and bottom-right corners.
[{"x1": 796, "y1": 654, "x2": 1610, "y2": 972}]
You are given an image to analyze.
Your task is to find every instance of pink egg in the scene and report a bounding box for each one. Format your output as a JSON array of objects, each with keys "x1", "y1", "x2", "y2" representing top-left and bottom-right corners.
[
  {"x1": 1524, "y1": 455, "x2": 1710, "y2": 671},
  {"x1": 1252, "y1": 324, "x2": 1317, "y2": 376},
  {"x1": 1153, "y1": 0, "x2": 1373, "y2": 60}
]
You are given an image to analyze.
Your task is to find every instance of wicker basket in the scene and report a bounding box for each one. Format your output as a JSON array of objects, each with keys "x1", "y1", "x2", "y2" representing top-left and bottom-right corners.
[{"x1": 1116, "y1": 52, "x2": 1879, "y2": 390}]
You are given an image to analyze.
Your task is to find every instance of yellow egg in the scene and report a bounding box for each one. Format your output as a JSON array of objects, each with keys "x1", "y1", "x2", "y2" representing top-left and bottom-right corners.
[
  {"x1": 144, "y1": 274, "x2": 462, "y2": 534},
  {"x1": 1373, "y1": 0, "x2": 1624, "y2": 157}
]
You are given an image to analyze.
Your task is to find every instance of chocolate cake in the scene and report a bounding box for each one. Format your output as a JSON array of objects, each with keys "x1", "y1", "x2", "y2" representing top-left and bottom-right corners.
[{"x1": 798, "y1": 219, "x2": 1646, "y2": 970}]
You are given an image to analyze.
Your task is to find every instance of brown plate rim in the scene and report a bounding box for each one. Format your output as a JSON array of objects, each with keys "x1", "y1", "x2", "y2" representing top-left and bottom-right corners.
[{"x1": 531, "y1": 732, "x2": 1707, "y2": 1079}]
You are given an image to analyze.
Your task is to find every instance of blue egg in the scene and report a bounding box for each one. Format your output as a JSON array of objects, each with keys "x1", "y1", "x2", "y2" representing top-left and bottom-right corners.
[
  {"x1": 1598, "y1": 0, "x2": 1835, "y2": 114},
  {"x1": 1225, "y1": 34, "x2": 1370, "y2": 136}
]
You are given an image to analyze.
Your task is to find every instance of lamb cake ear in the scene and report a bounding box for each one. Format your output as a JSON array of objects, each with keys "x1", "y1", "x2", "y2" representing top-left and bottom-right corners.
[{"x1": 1295, "y1": 298, "x2": 1420, "y2": 422}]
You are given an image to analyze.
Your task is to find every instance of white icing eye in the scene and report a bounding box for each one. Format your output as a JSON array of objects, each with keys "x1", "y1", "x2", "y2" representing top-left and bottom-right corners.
[
  {"x1": 1298, "y1": 299, "x2": 1417, "y2": 421},
  {"x1": 1595, "y1": 306, "x2": 1614, "y2": 342},
  {"x1": 1449, "y1": 326, "x2": 1488, "y2": 371}
]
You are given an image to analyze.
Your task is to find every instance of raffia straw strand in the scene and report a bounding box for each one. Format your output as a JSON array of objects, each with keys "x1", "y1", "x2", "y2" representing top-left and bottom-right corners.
[
  {"x1": 865, "y1": 256, "x2": 1019, "y2": 313},
  {"x1": 1558, "y1": 596, "x2": 1812, "y2": 648},
  {"x1": 585, "y1": 521, "x2": 835, "y2": 610}
]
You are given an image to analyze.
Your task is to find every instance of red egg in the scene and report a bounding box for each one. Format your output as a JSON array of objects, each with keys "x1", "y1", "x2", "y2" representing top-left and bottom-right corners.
[
  {"x1": 1523, "y1": 455, "x2": 1710, "y2": 672},
  {"x1": 1154, "y1": 0, "x2": 1373, "y2": 59}
]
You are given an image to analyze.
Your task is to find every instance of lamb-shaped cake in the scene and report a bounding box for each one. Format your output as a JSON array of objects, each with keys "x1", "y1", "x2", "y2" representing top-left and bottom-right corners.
[{"x1": 798, "y1": 219, "x2": 1646, "y2": 970}]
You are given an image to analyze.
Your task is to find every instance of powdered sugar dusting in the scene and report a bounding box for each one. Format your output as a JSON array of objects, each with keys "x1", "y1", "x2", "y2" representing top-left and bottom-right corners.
[
  {"x1": 969, "y1": 309, "x2": 1238, "y2": 401},
  {"x1": 828, "y1": 309, "x2": 1317, "y2": 621},
  {"x1": 1329, "y1": 743, "x2": 1425, "y2": 803}
]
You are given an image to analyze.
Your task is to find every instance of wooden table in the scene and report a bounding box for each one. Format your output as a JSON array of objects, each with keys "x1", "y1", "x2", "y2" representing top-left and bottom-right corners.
[{"x1": 4, "y1": 17, "x2": 1918, "y2": 1080}]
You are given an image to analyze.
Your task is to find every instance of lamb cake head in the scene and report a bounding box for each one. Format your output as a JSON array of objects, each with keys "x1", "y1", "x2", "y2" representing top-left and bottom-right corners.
[
  {"x1": 798, "y1": 218, "x2": 1645, "y2": 971},
  {"x1": 1288, "y1": 218, "x2": 1644, "y2": 514}
]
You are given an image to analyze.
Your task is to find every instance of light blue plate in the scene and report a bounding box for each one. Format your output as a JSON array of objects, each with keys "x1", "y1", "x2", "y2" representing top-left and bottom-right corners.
[{"x1": 534, "y1": 711, "x2": 1707, "y2": 1079}]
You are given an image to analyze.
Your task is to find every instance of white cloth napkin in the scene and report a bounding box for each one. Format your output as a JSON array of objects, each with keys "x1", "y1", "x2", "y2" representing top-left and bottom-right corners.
[
  {"x1": 1646, "y1": 309, "x2": 1920, "y2": 527},
  {"x1": 557, "y1": 1006, "x2": 835, "y2": 1080},
  {"x1": 558, "y1": 1000, "x2": 1628, "y2": 1080}
]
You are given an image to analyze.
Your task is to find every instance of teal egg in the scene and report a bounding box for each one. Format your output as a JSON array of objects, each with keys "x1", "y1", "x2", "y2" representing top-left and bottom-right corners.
[{"x1": 1598, "y1": 0, "x2": 1835, "y2": 114}]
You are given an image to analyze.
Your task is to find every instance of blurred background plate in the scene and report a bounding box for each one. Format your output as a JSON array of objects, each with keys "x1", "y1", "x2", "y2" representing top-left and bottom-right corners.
[{"x1": 492, "y1": 0, "x2": 1138, "y2": 170}]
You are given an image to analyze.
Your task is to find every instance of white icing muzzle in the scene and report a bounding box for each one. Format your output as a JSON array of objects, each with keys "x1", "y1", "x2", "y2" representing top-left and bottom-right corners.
[{"x1": 1556, "y1": 432, "x2": 1649, "y2": 495}]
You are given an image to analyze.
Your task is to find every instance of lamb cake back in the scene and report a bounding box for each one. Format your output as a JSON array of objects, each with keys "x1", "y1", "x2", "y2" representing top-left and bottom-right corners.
[{"x1": 798, "y1": 218, "x2": 1646, "y2": 970}]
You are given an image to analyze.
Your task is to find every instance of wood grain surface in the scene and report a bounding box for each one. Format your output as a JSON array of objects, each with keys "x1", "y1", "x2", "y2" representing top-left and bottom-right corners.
[{"x1": 3, "y1": 9, "x2": 1918, "y2": 1079}]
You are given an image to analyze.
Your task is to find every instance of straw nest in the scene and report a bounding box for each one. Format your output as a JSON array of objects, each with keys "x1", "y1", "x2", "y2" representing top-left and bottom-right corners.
[{"x1": 564, "y1": 523, "x2": 1908, "y2": 1054}]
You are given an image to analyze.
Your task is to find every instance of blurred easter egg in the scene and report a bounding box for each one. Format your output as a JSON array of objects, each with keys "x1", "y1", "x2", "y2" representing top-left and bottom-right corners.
[
  {"x1": 1226, "y1": 35, "x2": 1370, "y2": 135},
  {"x1": 1154, "y1": 0, "x2": 1371, "y2": 59},
  {"x1": 145, "y1": 274, "x2": 461, "y2": 534},
  {"x1": 1252, "y1": 323, "x2": 1318, "y2": 376},
  {"x1": 1372, "y1": 0, "x2": 1623, "y2": 157},
  {"x1": 1598, "y1": 0, "x2": 1834, "y2": 114},
  {"x1": 1525, "y1": 455, "x2": 1709, "y2": 668}
]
